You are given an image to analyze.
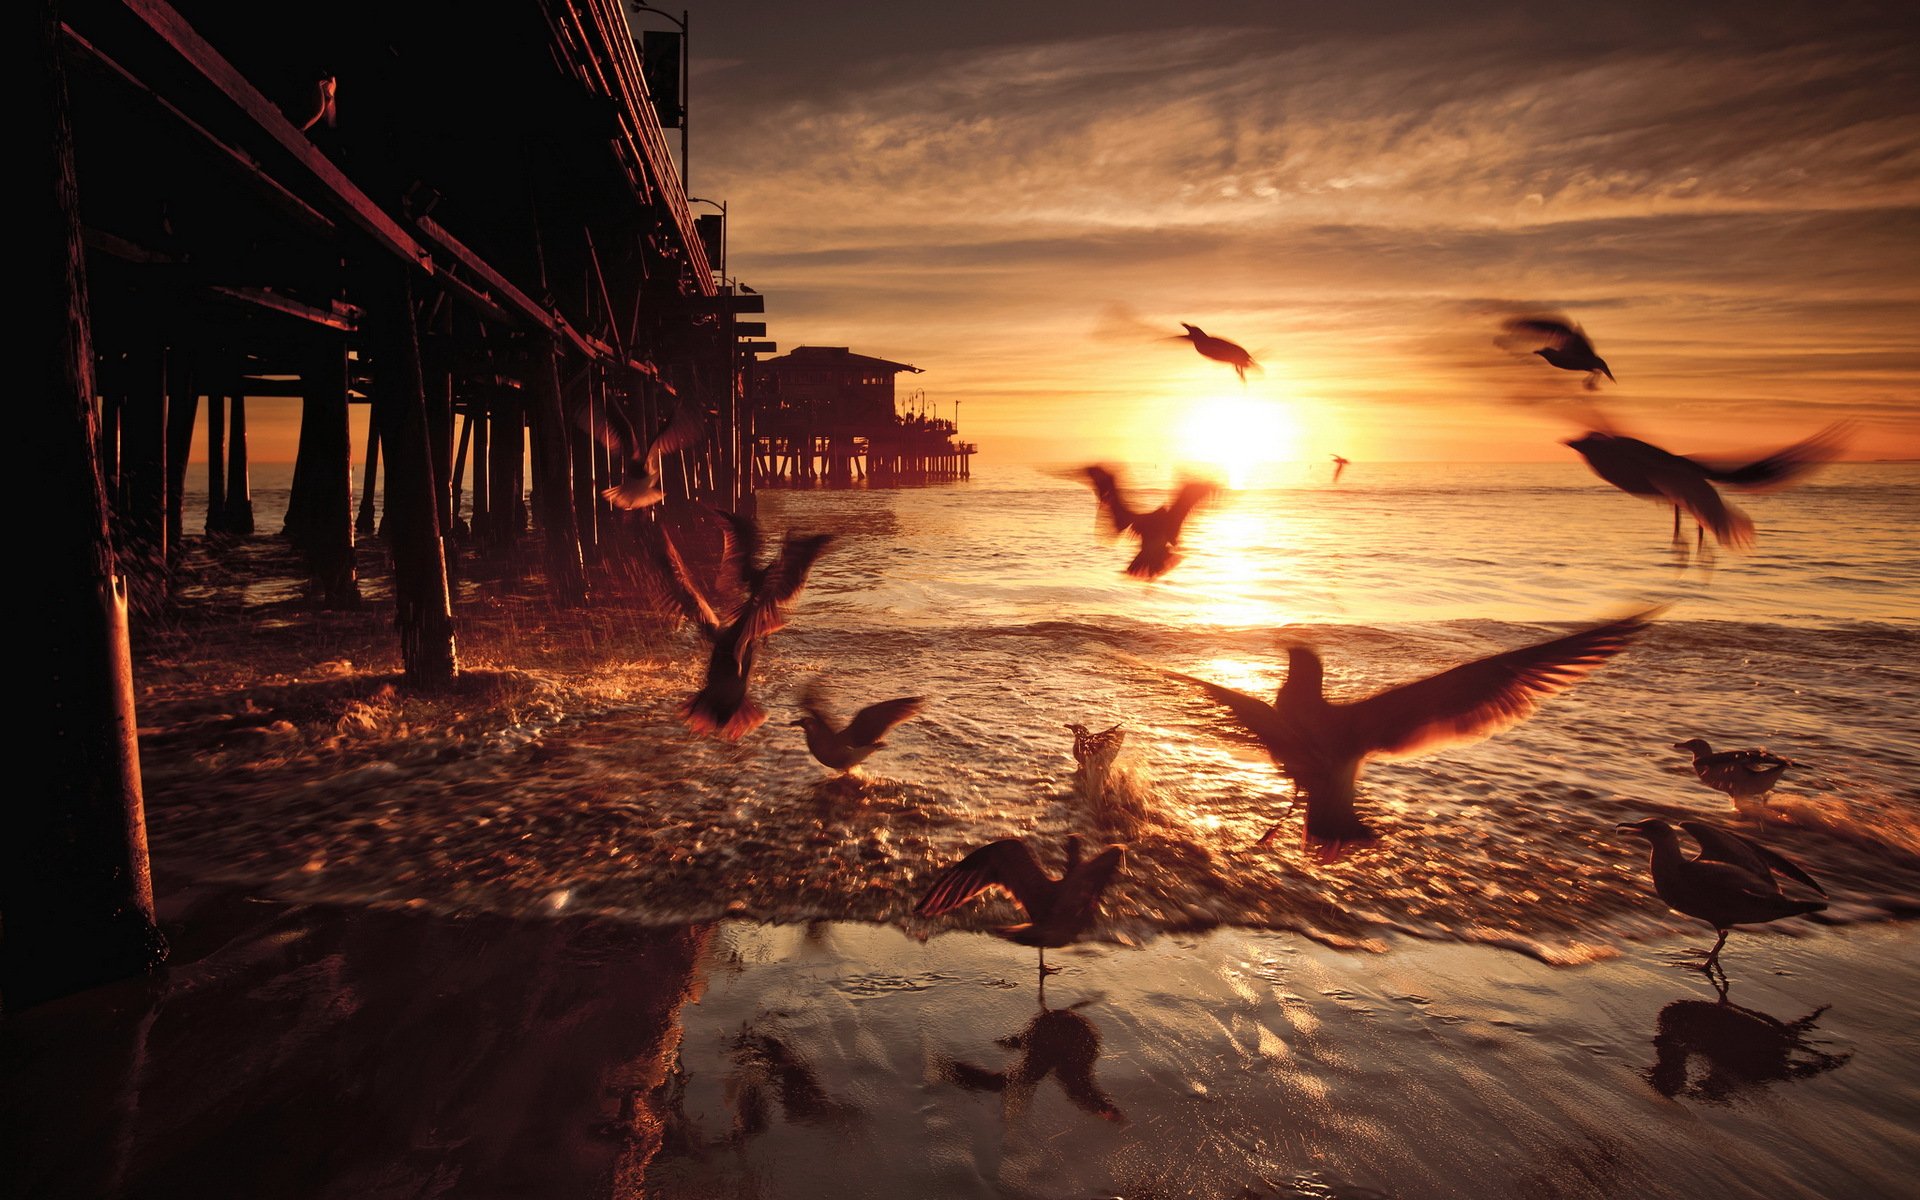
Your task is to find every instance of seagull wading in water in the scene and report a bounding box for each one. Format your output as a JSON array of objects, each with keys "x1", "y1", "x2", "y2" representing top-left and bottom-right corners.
[
  {"x1": 915, "y1": 837, "x2": 1125, "y2": 975},
  {"x1": 1163, "y1": 609, "x2": 1661, "y2": 842},
  {"x1": 1617, "y1": 818, "x2": 1827, "y2": 973},
  {"x1": 1173, "y1": 323, "x2": 1259, "y2": 381},
  {"x1": 1080, "y1": 465, "x2": 1218, "y2": 581},
  {"x1": 654, "y1": 512, "x2": 832, "y2": 740},
  {"x1": 1674, "y1": 738, "x2": 1803, "y2": 806},
  {"x1": 791, "y1": 682, "x2": 924, "y2": 775}
]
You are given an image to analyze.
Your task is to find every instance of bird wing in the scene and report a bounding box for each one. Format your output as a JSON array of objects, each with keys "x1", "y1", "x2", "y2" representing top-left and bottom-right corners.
[
  {"x1": 1681, "y1": 821, "x2": 1827, "y2": 897},
  {"x1": 1345, "y1": 609, "x2": 1660, "y2": 758},
  {"x1": 914, "y1": 839, "x2": 1053, "y2": 918},
  {"x1": 714, "y1": 508, "x2": 765, "y2": 597},
  {"x1": 1050, "y1": 845, "x2": 1124, "y2": 923},
  {"x1": 577, "y1": 396, "x2": 640, "y2": 459},
  {"x1": 652, "y1": 527, "x2": 720, "y2": 635},
  {"x1": 1504, "y1": 315, "x2": 1589, "y2": 353},
  {"x1": 730, "y1": 532, "x2": 835, "y2": 663},
  {"x1": 1603, "y1": 442, "x2": 1755, "y2": 547},
  {"x1": 642, "y1": 399, "x2": 707, "y2": 468},
  {"x1": 1082, "y1": 465, "x2": 1141, "y2": 534},
  {"x1": 1688, "y1": 858, "x2": 1790, "y2": 902},
  {"x1": 1692, "y1": 423, "x2": 1849, "y2": 491},
  {"x1": 1165, "y1": 480, "x2": 1220, "y2": 536},
  {"x1": 1160, "y1": 668, "x2": 1302, "y2": 761},
  {"x1": 797, "y1": 678, "x2": 839, "y2": 726},
  {"x1": 843, "y1": 696, "x2": 926, "y2": 747}
]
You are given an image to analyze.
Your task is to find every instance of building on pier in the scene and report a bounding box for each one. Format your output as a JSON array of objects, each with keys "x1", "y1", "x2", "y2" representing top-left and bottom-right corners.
[{"x1": 751, "y1": 346, "x2": 975, "y2": 485}]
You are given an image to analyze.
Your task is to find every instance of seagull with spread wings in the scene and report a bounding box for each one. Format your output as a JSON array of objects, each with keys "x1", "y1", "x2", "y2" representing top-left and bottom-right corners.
[
  {"x1": 791, "y1": 681, "x2": 924, "y2": 775},
  {"x1": 1564, "y1": 424, "x2": 1847, "y2": 550},
  {"x1": 652, "y1": 513, "x2": 833, "y2": 740},
  {"x1": 1503, "y1": 315, "x2": 1615, "y2": 389},
  {"x1": 915, "y1": 836, "x2": 1125, "y2": 975},
  {"x1": 1080, "y1": 465, "x2": 1218, "y2": 581},
  {"x1": 586, "y1": 395, "x2": 706, "y2": 510},
  {"x1": 1160, "y1": 609, "x2": 1661, "y2": 842}
]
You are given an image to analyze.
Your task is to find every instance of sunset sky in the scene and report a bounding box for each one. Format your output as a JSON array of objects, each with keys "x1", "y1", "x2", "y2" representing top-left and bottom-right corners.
[{"x1": 684, "y1": 0, "x2": 1920, "y2": 465}]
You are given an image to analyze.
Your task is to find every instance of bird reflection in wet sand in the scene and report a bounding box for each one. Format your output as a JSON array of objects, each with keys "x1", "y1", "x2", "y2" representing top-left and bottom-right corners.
[
  {"x1": 1080, "y1": 465, "x2": 1219, "y2": 580},
  {"x1": 791, "y1": 680, "x2": 924, "y2": 776},
  {"x1": 586, "y1": 394, "x2": 706, "y2": 510},
  {"x1": 915, "y1": 836, "x2": 1125, "y2": 975},
  {"x1": 725, "y1": 1024, "x2": 860, "y2": 1142},
  {"x1": 1675, "y1": 738, "x2": 1803, "y2": 808},
  {"x1": 1563, "y1": 424, "x2": 1847, "y2": 552},
  {"x1": 1618, "y1": 818, "x2": 1827, "y2": 978},
  {"x1": 1647, "y1": 995, "x2": 1849, "y2": 1103},
  {"x1": 940, "y1": 993, "x2": 1125, "y2": 1124},
  {"x1": 1172, "y1": 322, "x2": 1259, "y2": 381},
  {"x1": 1162, "y1": 609, "x2": 1660, "y2": 842},
  {"x1": 654, "y1": 512, "x2": 832, "y2": 740},
  {"x1": 1502, "y1": 314, "x2": 1615, "y2": 389}
]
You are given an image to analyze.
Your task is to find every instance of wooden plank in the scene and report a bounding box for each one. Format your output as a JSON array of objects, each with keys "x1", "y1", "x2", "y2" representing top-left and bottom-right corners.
[
  {"x1": 118, "y1": 0, "x2": 432, "y2": 270},
  {"x1": 209, "y1": 286, "x2": 360, "y2": 331}
]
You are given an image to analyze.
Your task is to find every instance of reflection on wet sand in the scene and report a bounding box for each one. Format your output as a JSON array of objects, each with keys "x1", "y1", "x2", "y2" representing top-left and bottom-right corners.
[
  {"x1": 1646, "y1": 994, "x2": 1850, "y2": 1104},
  {"x1": 939, "y1": 985, "x2": 1125, "y2": 1124}
]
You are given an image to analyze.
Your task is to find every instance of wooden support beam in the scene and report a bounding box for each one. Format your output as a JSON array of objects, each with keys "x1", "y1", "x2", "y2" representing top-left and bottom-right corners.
[
  {"x1": 162, "y1": 345, "x2": 196, "y2": 553},
  {"x1": 225, "y1": 389, "x2": 253, "y2": 534},
  {"x1": 285, "y1": 340, "x2": 357, "y2": 606},
  {"x1": 204, "y1": 391, "x2": 226, "y2": 532},
  {"x1": 357, "y1": 419, "x2": 379, "y2": 536},
  {"x1": 9, "y1": 2, "x2": 166, "y2": 1010},
  {"x1": 119, "y1": 332, "x2": 167, "y2": 609},
  {"x1": 528, "y1": 339, "x2": 586, "y2": 603},
  {"x1": 209, "y1": 285, "x2": 360, "y2": 332}
]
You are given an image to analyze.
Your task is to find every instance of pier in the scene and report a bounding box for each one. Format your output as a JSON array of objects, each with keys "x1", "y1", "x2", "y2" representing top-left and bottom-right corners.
[{"x1": 753, "y1": 346, "x2": 976, "y2": 485}]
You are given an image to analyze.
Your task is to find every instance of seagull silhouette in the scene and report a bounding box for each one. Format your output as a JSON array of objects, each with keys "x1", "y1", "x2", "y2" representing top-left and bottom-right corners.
[
  {"x1": 915, "y1": 836, "x2": 1125, "y2": 974},
  {"x1": 1080, "y1": 465, "x2": 1218, "y2": 580},
  {"x1": 654, "y1": 515, "x2": 832, "y2": 740},
  {"x1": 1564, "y1": 425, "x2": 1847, "y2": 549},
  {"x1": 1331, "y1": 455, "x2": 1350, "y2": 484},
  {"x1": 1674, "y1": 739, "x2": 1803, "y2": 806},
  {"x1": 1618, "y1": 817, "x2": 1826, "y2": 975},
  {"x1": 1173, "y1": 324, "x2": 1259, "y2": 381},
  {"x1": 1504, "y1": 315, "x2": 1614, "y2": 389},
  {"x1": 1161, "y1": 609, "x2": 1661, "y2": 842},
  {"x1": 791, "y1": 682, "x2": 924, "y2": 775},
  {"x1": 1066, "y1": 722, "x2": 1126, "y2": 768},
  {"x1": 941, "y1": 999, "x2": 1125, "y2": 1123},
  {"x1": 586, "y1": 396, "x2": 706, "y2": 510}
]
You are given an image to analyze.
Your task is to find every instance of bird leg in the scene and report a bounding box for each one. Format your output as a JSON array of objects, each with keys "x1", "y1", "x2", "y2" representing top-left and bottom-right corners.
[
  {"x1": 1253, "y1": 823, "x2": 1283, "y2": 847},
  {"x1": 1037, "y1": 948, "x2": 1062, "y2": 977},
  {"x1": 1701, "y1": 929, "x2": 1729, "y2": 975}
]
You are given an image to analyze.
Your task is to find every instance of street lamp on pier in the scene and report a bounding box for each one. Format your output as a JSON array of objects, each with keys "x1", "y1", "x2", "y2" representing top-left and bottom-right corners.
[{"x1": 626, "y1": 4, "x2": 690, "y2": 185}]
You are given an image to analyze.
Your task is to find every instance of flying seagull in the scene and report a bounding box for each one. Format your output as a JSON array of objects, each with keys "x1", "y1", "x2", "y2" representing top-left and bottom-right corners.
[
  {"x1": 792, "y1": 682, "x2": 924, "y2": 775},
  {"x1": 1161, "y1": 609, "x2": 1661, "y2": 842},
  {"x1": 653, "y1": 515, "x2": 832, "y2": 740},
  {"x1": 1564, "y1": 425, "x2": 1847, "y2": 549},
  {"x1": 1080, "y1": 465, "x2": 1218, "y2": 580},
  {"x1": 1674, "y1": 738, "x2": 1803, "y2": 806},
  {"x1": 588, "y1": 396, "x2": 706, "y2": 510},
  {"x1": 1503, "y1": 315, "x2": 1614, "y2": 389},
  {"x1": 915, "y1": 836, "x2": 1125, "y2": 975},
  {"x1": 1331, "y1": 455, "x2": 1350, "y2": 484},
  {"x1": 1617, "y1": 817, "x2": 1826, "y2": 975},
  {"x1": 1174, "y1": 324, "x2": 1259, "y2": 381}
]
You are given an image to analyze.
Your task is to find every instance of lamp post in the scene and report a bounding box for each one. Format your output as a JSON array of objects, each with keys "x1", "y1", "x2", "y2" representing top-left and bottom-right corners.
[
  {"x1": 687, "y1": 196, "x2": 726, "y2": 286},
  {"x1": 627, "y1": 4, "x2": 689, "y2": 185}
]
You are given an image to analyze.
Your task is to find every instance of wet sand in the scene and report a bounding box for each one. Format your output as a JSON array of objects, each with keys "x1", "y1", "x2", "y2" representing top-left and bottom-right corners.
[{"x1": 6, "y1": 887, "x2": 1915, "y2": 1199}]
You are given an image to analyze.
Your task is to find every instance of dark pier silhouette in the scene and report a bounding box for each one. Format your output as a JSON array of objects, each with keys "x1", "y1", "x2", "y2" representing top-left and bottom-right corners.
[
  {"x1": 753, "y1": 346, "x2": 976, "y2": 485},
  {"x1": 16, "y1": 0, "x2": 762, "y2": 1006}
]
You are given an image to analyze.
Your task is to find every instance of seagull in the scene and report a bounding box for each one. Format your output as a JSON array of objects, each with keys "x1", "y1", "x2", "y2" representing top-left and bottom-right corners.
[
  {"x1": 653, "y1": 515, "x2": 832, "y2": 740},
  {"x1": 1161, "y1": 609, "x2": 1660, "y2": 842},
  {"x1": 1503, "y1": 315, "x2": 1614, "y2": 389},
  {"x1": 1174, "y1": 324, "x2": 1259, "y2": 381},
  {"x1": 1066, "y1": 722, "x2": 1126, "y2": 768},
  {"x1": 587, "y1": 396, "x2": 706, "y2": 510},
  {"x1": 1080, "y1": 465, "x2": 1218, "y2": 580},
  {"x1": 1678, "y1": 820, "x2": 1826, "y2": 897},
  {"x1": 1674, "y1": 738, "x2": 1803, "y2": 805},
  {"x1": 1564, "y1": 425, "x2": 1847, "y2": 549},
  {"x1": 915, "y1": 836, "x2": 1125, "y2": 974},
  {"x1": 791, "y1": 682, "x2": 924, "y2": 775},
  {"x1": 1617, "y1": 817, "x2": 1826, "y2": 974},
  {"x1": 1331, "y1": 455, "x2": 1350, "y2": 484}
]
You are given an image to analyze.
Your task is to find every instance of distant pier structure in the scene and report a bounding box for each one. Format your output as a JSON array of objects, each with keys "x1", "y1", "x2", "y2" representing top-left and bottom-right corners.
[{"x1": 752, "y1": 347, "x2": 976, "y2": 485}]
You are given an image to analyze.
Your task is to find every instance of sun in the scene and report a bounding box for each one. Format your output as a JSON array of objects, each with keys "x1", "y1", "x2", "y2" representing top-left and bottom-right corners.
[{"x1": 1176, "y1": 393, "x2": 1299, "y2": 486}]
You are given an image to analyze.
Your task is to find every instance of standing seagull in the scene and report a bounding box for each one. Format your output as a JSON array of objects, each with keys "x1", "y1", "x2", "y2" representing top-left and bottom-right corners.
[
  {"x1": 1331, "y1": 455, "x2": 1350, "y2": 484},
  {"x1": 1674, "y1": 738, "x2": 1802, "y2": 806},
  {"x1": 915, "y1": 837, "x2": 1125, "y2": 975},
  {"x1": 1080, "y1": 465, "x2": 1218, "y2": 580},
  {"x1": 1617, "y1": 818, "x2": 1826, "y2": 974},
  {"x1": 1564, "y1": 425, "x2": 1847, "y2": 549},
  {"x1": 1503, "y1": 315, "x2": 1614, "y2": 389},
  {"x1": 1161, "y1": 609, "x2": 1660, "y2": 841},
  {"x1": 588, "y1": 397, "x2": 706, "y2": 510},
  {"x1": 654, "y1": 516, "x2": 832, "y2": 740},
  {"x1": 1174, "y1": 324, "x2": 1260, "y2": 381},
  {"x1": 1066, "y1": 722, "x2": 1126, "y2": 768},
  {"x1": 791, "y1": 682, "x2": 924, "y2": 775}
]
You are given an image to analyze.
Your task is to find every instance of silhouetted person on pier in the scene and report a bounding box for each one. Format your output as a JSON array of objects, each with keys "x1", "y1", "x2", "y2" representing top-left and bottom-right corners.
[
  {"x1": 1173, "y1": 323, "x2": 1259, "y2": 381},
  {"x1": 654, "y1": 513, "x2": 832, "y2": 740},
  {"x1": 1564, "y1": 424, "x2": 1847, "y2": 549},
  {"x1": 1160, "y1": 609, "x2": 1660, "y2": 841},
  {"x1": 1503, "y1": 315, "x2": 1614, "y2": 389},
  {"x1": 915, "y1": 836, "x2": 1125, "y2": 975},
  {"x1": 1080, "y1": 465, "x2": 1218, "y2": 580}
]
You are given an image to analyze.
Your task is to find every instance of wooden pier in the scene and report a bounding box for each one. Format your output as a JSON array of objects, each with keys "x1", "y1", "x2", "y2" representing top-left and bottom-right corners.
[{"x1": 752, "y1": 346, "x2": 976, "y2": 485}]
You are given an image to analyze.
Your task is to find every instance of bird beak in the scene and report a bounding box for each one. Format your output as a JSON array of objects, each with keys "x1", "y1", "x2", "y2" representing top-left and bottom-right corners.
[
  {"x1": 1670, "y1": 741, "x2": 1689, "y2": 750},
  {"x1": 786, "y1": 720, "x2": 805, "y2": 727}
]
